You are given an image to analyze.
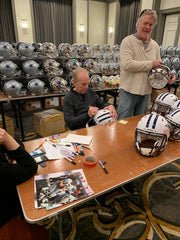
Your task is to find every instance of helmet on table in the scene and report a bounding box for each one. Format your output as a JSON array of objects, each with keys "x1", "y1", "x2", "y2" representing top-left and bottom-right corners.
[
  {"x1": 93, "y1": 109, "x2": 114, "y2": 125},
  {"x1": 49, "y1": 77, "x2": 69, "y2": 93},
  {"x1": 148, "y1": 64, "x2": 170, "y2": 89},
  {"x1": 151, "y1": 92, "x2": 178, "y2": 116},
  {"x1": 90, "y1": 74, "x2": 105, "y2": 89},
  {"x1": 23, "y1": 60, "x2": 42, "y2": 76},
  {"x1": 18, "y1": 43, "x2": 35, "y2": 57},
  {"x1": 165, "y1": 109, "x2": 180, "y2": 141},
  {"x1": 134, "y1": 113, "x2": 170, "y2": 157}
]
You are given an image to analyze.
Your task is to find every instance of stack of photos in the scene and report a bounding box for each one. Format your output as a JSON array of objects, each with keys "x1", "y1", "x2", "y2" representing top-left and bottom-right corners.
[{"x1": 34, "y1": 169, "x2": 94, "y2": 210}]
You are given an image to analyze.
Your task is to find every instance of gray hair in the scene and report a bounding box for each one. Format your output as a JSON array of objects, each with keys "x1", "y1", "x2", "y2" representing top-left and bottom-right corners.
[
  {"x1": 136, "y1": 9, "x2": 157, "y2": 28},
  {"x1": 72, "y1": 67, "x2": 89, "y2": 82}
]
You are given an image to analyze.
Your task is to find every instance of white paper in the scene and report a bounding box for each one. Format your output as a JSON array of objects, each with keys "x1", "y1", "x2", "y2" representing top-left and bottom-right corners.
[
  {"x1": 43, "y1": 142, "x2": 64, "y2": 160},
  {"x1": 65, "y1": 133, "x2": 93, "y2": 145}
]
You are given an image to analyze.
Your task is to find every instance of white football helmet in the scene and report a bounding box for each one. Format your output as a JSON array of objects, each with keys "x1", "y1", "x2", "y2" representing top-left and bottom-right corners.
[
  {"x1": 0, "y1": 42, "x2": 16, "y2": 58},
  {"x1": 135, "y1": 113, "x2": 170, "y2": 157},
  {"x1": 66, "y1": 59, "x2": 81, "y2": 72},
  {"x1": 3, "y1": 80, "x2": 24, "y2": 97},
  {"x1": 27, "y1": 79, "x2": 45, "y2": 95},
  {"x1": 23, "y1": 60, "x2": 42, "y2": 76},
  {"x1": 0, "y1": 60, "x2": 19, "y2": 77},
  {"x1": 171, "y1": 56, "x2": 180, "y2": 70},
  {"x1": 93, "y1": 109, "x2": 114, "y2": 125},
  {"x1": 165, "y1": 109, "x2": 180, "y2": 141},
  {"x1": 175, "y1": 46, "x2": 180, "y2": 56},
  {"x1": 18, "y1": 43, "x2": 35, "y2": 57},
  {"x1": 148, "y1": 64, "x2": 170, "y2": 89},
  {"x1": 151, "y1": 92, "x2": 178, "y2": 116},
  {"x1": 171, "y1": 100, "x2": 180, "y2": 112}
]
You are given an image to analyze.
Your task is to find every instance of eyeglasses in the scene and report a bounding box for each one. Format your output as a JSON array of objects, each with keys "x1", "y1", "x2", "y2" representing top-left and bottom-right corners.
[{"x1": 139, "y1": 9, "x2": 153, "y2": 17}]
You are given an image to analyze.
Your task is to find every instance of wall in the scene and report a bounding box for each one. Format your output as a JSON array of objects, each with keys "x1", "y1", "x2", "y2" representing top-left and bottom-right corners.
[
  {"x1": 160, "y1": 0, "x2": 180, "y2": 10},
  {"x1": 140, "y1": 0, "x2": 153, "y2": 12},
  {"x1": 11, "y1": 0, "x2": 34, "y2": 43},
  {"x1": 107, "y1": 1, "x2": 116, "y2": 47}
]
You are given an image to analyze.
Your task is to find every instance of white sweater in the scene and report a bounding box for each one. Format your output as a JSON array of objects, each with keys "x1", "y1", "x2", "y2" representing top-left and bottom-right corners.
[{"x1": 119, "y1": 34, "x2": 161, "y2": 95}]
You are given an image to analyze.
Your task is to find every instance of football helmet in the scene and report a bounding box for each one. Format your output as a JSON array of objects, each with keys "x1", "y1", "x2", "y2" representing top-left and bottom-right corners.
[
  {"x1": 0, "y1": 60, "x2": 20, "y2": 77},
  {"x1": 162, "y1": 56, "x2": 171, "y2": 68},
  {"x1": 112, "y1": 44, "x2": 120, "y2": 53},
  {"x1": 151, "y1": 92, "x2": 178, "y2": 116},
  {"x1": 78, "y1": 44, "x2": 90, "y2": 58},
  {"x1": 3, "y1": 80, "x2": 24, "y2": 97},
  {"x1": 159, "y1": 45, "x2": 164, "y2": 57},
  {"x1": 93, "y1": 109, "x2": 114, "y2": 125},
  {"x1": 18, "y1": 43, "x2": 35, "y2": 57},
  {"x1": 0, "y1": 42, "x2": 16, "y2": 58},
  {"x1": 42, "y1": 42, "x2": 58, "y2": 58},
  {"x1": 175, "y1": 46, "x2": 180, "y2": 56},
  {"x1": 66, "y1": 59, "x2": 81, "y2": 72},
  {"x1": 148, "y1": 64, "x2": 170, "y2": 89},
  {"x1": 23, "y1": 60, "x2": 43, "y2": 76},
  {"x1": 171, "y1": 100, "x2": 180, "y2": 112},
  {"x1": 165, "y1": 109, "x2": 180, "y2": 141},
  {"x1": 90, "y1": 75, "x2": 105, "y2": 89},
  {"x1": 58, "y1": 43, "x2": 73, "y2": 58},
  {"x1": 134, "y1": 113, "x2": 170, "y2": 157},
  {"x1": 49, "y1": 77, "x2": 69, "y2": 93},
  {"x1": 102, "y1": 44, "x2": 111, "y2": 53},
  {"x1": 43, "y1": 59, "x2": 63, "y2": 76},
  {"x1": 171, "y1": 56, "x2": 180, "y2": 70},
  {"x1": 27, "y1": 79, "x2": 45, "y2": 95},
  {"x1": 83, "y1": 59, "x2": 99, "y2": 73},
  {"x1": 164, "y1": 46, "x2": 175, "y2": 57}
]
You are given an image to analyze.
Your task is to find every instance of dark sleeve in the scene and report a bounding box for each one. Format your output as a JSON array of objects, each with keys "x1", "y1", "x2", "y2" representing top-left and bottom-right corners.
[
  {"x1": 0, "y1": 146, "x2": 38, "y2": 187},
  {"x1": 63, "y1": 93, "x2": 91, "y2": 130}
]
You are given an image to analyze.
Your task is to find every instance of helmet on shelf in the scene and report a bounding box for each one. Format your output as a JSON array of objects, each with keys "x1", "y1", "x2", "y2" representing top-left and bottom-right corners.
[
  {"x1": 134, "y1": 113, "x2": 170, "y2": 157},
  {"x1": 165, "y1": 109, "x2": 180, "y2": 141},
  {"x1": 0, "y1": 60, "x2": 19, "y2": 77},
  {"x1": 43, "y1": 58, "x2": 63, "y2": 76},
  {"x1": 83, "y1": 59, "x2": 99, "y2": 73},
  {"x1": 18, "y1": 43, "x2": 35, "y2": 57},
  {"x1": 175, "y1": 46, "x2": 180, "y2": 56},
  {"x1": 27, "y1": 79, "x2": 45, "y2": 95},
  {"x1": 3, "y1": 80, "x2": 24, "y2": 97},
  {"x1": 91, "y1": 44, "x2": 101, "y2": 54},
  {"x1": 49, "y1": 77, "x2": 69, "y2": 93},
  {"x1": 148, "y1": 64, "x2": 170, "y2": 89},
  {"x1": 159, "y1": 45, "x2": 164, "y2": 57},
  {"x1": 71, "y1": 44, "x2": 79, "y2": 58},
  {"x1": 93, "y1": 109, "x2": 114, "y2": 125},
  {"x1": 161, "y1": 56, "x2": 171, "y2": 68},
  {"x1": 171, "y1": 56, "x2": 180, "y2": 70},
  {"x1": 23, "y1": 60, "x2": 43, "y2": 76},
  {"x1": 151, "y1": 92, "x2": 178, "y2": 116},
  {"x1": 90, "y1": 75, "x2": 105, "y2": 89},
  {"x1": 58, "y1": 43, "x2": 72, "y2": 58},
  {"x1": 0, "y1": 42, "x2": 16, "y2": 58},
  {"x1": 112, "y1": 44, "x2": 120, "y2": 53},
  {"x1": 102, "y1": 44, "x2": 111, "y2": 53},
  {"x1": 164, "y1": 46, "x2": 175, "y2": 57},
  {"x1": 78, "y1": 44, "x2": 90, "y2": 58},
  {"x1": 42, "y1": 42, "x2": 58, "y2": 58},
  {"x1": 66, "y1": 59, "x2": 81, "y2": 72}
]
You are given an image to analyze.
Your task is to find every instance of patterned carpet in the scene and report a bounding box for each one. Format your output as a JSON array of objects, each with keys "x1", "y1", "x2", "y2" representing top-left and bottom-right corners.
[{"x1": 40, "y1": 160, "x2": 180, "y2": 240}]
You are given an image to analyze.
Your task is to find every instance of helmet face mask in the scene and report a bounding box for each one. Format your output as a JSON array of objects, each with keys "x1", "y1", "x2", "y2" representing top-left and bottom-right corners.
[
  {"x1": 135, "y1": 129, "x2": 168, "y2": 157},
  {"x1": 165, "y1": 109, "x2": 180, "y2": 141},
  {"x1": 151, "y1": 93, "x2": 178, "y2": 116},
  {"x1": 134, "y1": 113, "x2": 170, "y2": 157}
]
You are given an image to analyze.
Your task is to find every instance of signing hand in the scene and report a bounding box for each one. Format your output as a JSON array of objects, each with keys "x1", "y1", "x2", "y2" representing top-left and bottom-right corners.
[
  {"x1": 167, "y1": 72, "x2": 176, "y2": 85},
  {"x1": 88, "y1": 106, "x2": 99, "y2": 118},
  {"x1": 104, "y1": 105, "x2": 117, "y2": 120}
]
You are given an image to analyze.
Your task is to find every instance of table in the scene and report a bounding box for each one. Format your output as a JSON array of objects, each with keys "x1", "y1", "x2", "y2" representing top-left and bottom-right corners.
[
  {"x1": 17, "y1": 116, "x2": 180, "y2": 224},
  {"x1": 0, "y1": 88, "x2": 119, "y2": 141}
]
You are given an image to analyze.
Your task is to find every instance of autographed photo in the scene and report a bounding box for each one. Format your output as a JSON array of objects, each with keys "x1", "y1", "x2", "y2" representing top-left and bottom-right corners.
[{"x1": 34, "y1": 169, "x2": 94, "y2": 210}]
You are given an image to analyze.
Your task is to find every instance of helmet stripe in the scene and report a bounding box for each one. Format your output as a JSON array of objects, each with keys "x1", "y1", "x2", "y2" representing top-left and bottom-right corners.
[
  {"x1": 159, "y1": 92, "x2": 169, "y2": 100},
  {"x1": 152, "y1": 114, "x2": 159, "y2": 129},
  {"x1": 146, "y1": 114, "x2": 153, "y2": 128},
  {"x1": 171, "y1": 109, "x2": 180, "y2": 116},
  {"x1": 97, "y1": 112, "x2": 109, "y2": 119}
]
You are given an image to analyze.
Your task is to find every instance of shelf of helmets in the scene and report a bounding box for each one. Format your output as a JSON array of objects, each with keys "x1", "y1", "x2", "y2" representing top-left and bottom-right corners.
[
  {"x1": 0, "y1": 42, "x2": 121, "y2": 110},
  {"x1": 151, "y1": 45, "x2": 180, "y2": 104}
]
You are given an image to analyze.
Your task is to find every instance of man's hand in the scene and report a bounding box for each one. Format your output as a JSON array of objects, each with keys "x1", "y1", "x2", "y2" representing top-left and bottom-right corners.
[
  {"x1": 88, "y1": 106, "x2": 99, "y2": 118},
  {"x1": 104, "y1": 105, "x2": 117, "y2": 120},
  {"x1": 152, "y1": 60, "x2": 162, "y2": 67},
  {"x1": 167, "y1": 72, "x2": 176, "y2": 85},
  {"x1": 0, "y1": 128, "x2": 19, "y2": 151}
]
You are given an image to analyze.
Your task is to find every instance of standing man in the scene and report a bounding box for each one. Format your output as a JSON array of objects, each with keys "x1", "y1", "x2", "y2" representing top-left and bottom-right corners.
[
  {"x1": 117, "y1": 9, "x2": 175, "y2": 120},
  {"x1": 63, "y1": 67, "x2": 117, "y2": 130}
]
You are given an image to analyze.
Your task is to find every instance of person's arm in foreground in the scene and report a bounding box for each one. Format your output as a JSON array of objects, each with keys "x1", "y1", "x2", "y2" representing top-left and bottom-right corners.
[{"x1": 0, "y1": 128, "x2": 38, "y2": 187}]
